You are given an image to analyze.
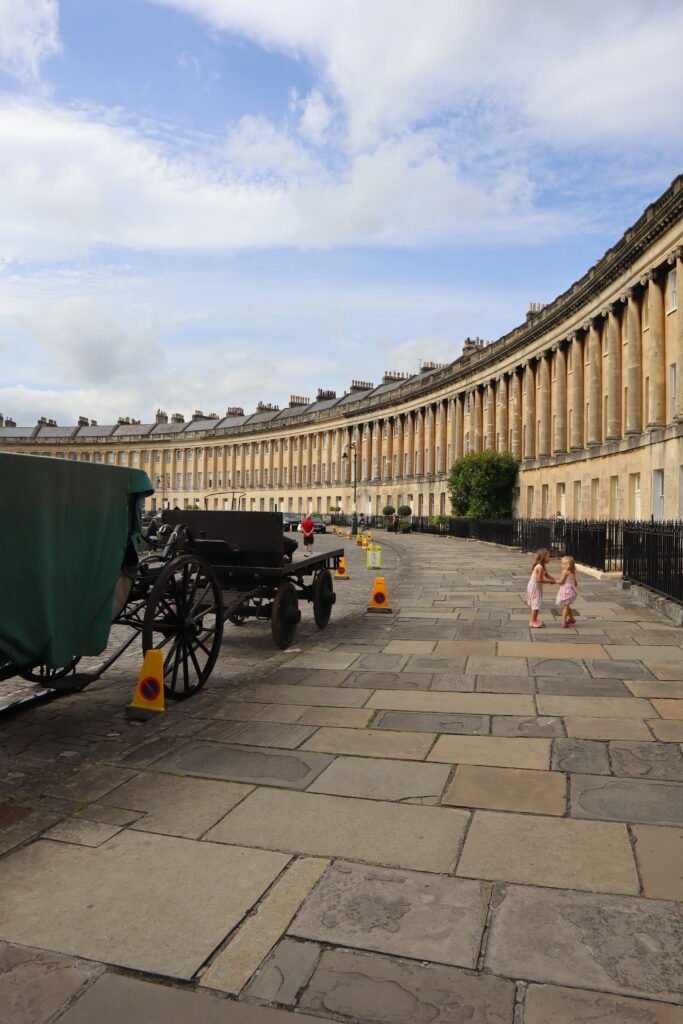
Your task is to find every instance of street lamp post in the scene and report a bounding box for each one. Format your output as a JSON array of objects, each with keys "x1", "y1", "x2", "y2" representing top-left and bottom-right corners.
[
  {"x1": 155, "y1": 474, "x2": 168, "y2": 511},
  {"x1": 341, "y1": 442, "x2": 358, "y2": 534}
]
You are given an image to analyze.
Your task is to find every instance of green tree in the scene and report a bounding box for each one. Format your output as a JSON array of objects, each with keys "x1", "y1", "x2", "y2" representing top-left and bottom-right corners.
[
  {"x1": 382, "y1": 505, "x2": 396, "y2": 516},
  {"x1": 447, "y1": 451, "x2": 518, "y2": 518}
]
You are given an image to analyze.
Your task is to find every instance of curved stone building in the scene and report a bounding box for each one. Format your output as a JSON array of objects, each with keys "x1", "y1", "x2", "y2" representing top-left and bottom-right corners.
[{"x1": 2, "y1": 177, "x2": 682, "y2": 520}]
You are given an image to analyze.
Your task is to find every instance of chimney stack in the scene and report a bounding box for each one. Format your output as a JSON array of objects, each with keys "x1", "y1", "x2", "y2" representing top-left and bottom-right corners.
[
  {"x1": 170, "y1": 412, "x2": 185, "y2": 424},
  {"x1": 155, "y1": 409, "x2": 168, "y2": 424}
]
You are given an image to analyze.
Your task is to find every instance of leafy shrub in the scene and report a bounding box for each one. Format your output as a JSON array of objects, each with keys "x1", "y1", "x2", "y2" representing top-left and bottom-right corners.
[
  {"x1": 447, "y1": 450, "x2": 518, "y2": 518},
  {"x1": 382, "y1": 505, "x2": 396, "y2": 516},
  {"x1": 397, "y1": 504, "x2": 412, "y2": 517}
]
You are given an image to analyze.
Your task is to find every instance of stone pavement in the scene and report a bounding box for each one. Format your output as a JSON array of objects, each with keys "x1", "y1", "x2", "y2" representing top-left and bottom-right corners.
[{"x1": 1, "y1": 531, "x2": 682, "y2": 1023}]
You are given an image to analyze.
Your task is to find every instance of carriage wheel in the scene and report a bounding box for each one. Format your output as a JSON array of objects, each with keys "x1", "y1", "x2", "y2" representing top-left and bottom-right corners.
[
  {"x1": 142, "y1": 555, "x2": 224, "y2": 701},
  {"x1": 271, "y1": 580, "x2": 301, "y2": 649},
  {"x1": 312, "y1": 568, "x2": 335, "y2": 629},
  {"x1": 19, "y1": 657, "x2": 82, "y2": 685}
]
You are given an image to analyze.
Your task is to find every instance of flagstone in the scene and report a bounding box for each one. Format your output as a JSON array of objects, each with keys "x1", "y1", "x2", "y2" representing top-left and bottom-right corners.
[
  {"x1": 343, "y1": 670, "x2": 432, "y2": 689},
  {"x1": 588, "y1": 660, "x2": 655, "y2": 679},
  {"x1": 428, "y1": 735, "x2": 551, "y2": 770},
  {"x1": 284, "y1": 652, "x2": 361, "y2": 670},
  {"x1": 297, "y1": 707, "x2": 374, "y2": 728},
  {"x1": 536, "y1": 676, "x2": 629, "y2": 696},
  {"x1": 570, "y1": 774, "x2": 683, "y2": 826},
  {"x1": 625, "y1": 680, "x2": 683, "y2": 698},
  {"x1": 609, "y1": 741, "x2": 683, "y2": 781},
  {"x1": 367, "y1": 690, "x2": 535, "y2": 715},
  {"x1": 290, "y1": 861, "x2": 487, "y2": 968},
  {"x1": 551, "y1": 738, "x2": 610, "y2": 774},
  {"x1": 0, "y1": 940, "x2": 103, "y2": 1024},
  {"x1": 652, "y1": 662, "x2": 683, "y2": 680},
  {"x1": 632, "y1": 825, "x2": 683, "y2": 901},
  {"x1": 648, "y1": 719, "x2": 683, "y2": 741},
  {"x1": 529, "y1": 657, "x2": 589, "y2": 676},
  {"x1": 537, "y1": 696, "x2": 655, "y2": 719},
  {"x1": 443, "y1": 765, "x2": 566, "y2": 815},
  {"x1": 383, "y1": 640, "x2": 436, "y2": 654},
  {"x1": 0, "y1": 832, "x2": 289, "y2": 979},
  {"x1": 301, "y1": 727, "x2": 434, "y2": 761},
  {"x1": 466, "y1": 655, "x2": 529, "y2": 675},
  {"x1": 524, "y1": 984, "x2": 683, "y2": 1023},
  {"x1": 224, "y1": 683, "x2": 373, "y2": 708},
  {"x1": 491, "y1": 715, "x2": 564, "y2": 737},
  {"x1": 244, "y1": 938, "x2": 321, "y2": 1005},
  {"x1": 201, "y1": 720, "x2": 316, "y2": 749},
  {"x1": 485, "y1": 884, "x2": 683, "y2": 1002},
  {"x1": 405, "y1": 655, "x2": 469, "y2": 673},
  {"x1": 373, "y1": 709, "x2": 489, "y2": 734},
  {"x1": 651, "y1": 699, "x2": 683, "y2": 719},
  {"x1": 474, "y1": 674, "x2": 536, "y2": 693},
  {"x1": 152, "y1": 741, "x2": 332, "y2": 789},
  {"x1": 204, "y1": 789, "x2": 468, "y2": 873},
  {"x1": 307, "y1": 756, "x2": 451, "y2": 802},
  {"x1": 299, "y1": 948, "x2": 516, "y2": 1024},
  {"x1": 457, "y1": 812, "x2": 638, "y2": 894},
  {"x1": 604, "y1": 645, "x2": 682, "y2": 662},
  {"x1": 565, "y1": 716, "x2": 654, "y2": 740},
  {"x1": 500, "y1": 641, "x2": 608, "y2": 659},
  {"x1": 42, "y1": 818, "x2": 122, "y2": 847}
]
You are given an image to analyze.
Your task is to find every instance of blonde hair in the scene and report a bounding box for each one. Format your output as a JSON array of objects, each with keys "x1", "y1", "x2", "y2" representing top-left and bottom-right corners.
[
  {"x1": 532, "y1": 548, "x2": 551, "y2": 568},
  {"x1": 563, "y1": 555, "x2": 576, "y2": 574}
]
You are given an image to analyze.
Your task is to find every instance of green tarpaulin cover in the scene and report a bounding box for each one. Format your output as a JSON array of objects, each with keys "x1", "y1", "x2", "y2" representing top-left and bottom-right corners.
[{"x1": 0, "y1": 452, "x2": 153, "y2": 670}]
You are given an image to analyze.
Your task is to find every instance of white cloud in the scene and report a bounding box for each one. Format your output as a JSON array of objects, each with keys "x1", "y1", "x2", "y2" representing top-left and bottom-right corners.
[
  {"x1": 0, "y1": 0, "x2": 60, "y2": 82},
  {"x1": 148, "y1": 0, "x2": 683, "y2": 149},
  {"x1": 296, "y1": 88, "x2": 333, "y2": 146}
]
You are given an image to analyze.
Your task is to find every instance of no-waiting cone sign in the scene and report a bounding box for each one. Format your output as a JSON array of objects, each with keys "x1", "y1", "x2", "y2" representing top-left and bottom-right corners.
[{"x1": 125, "y1": 649, "x2": 165, "y2": 721}]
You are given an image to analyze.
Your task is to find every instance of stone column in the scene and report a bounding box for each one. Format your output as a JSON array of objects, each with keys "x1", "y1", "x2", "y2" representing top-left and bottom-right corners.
[
  {"x1": 454, "y1": 395, "x2": 464, "y2": 458},
  {"x1": 624, "y1": 289, "x2": 642, "y2": 435},
  {"x1": 646, "y1": 269, "x2": 666, "y2": 427},
  {"x1": 386, "y1": 419, "x2": 394, "y2": 480},
  {"x1": 523, "y1": 363, "x2": 535, "y2": 459},
  {"x1": 605, "y1": 305, "x2": 622, "y2": 439},
  {"x1": 497, "y1": 376, "x2": 508, "y2": 451},
  {"x1": 553, "y1": 345, "x2": 567, "y2": 453},
  {"x1": 669, "y1": 247, "x2": 683, "y2": 420},
  {"x1": 538, "y1": 352, "x2": 551, "y2": 457},
  {"x1": 426, "y1": 405, "x2": 436, "y2": 474},
  {"x1": 587, "y1": 320, "x2": 602, "y2": 446},
  {"x1": 258, "y1": 439, "x2": 265, "y2": 488},
  {"x1": 511, "y1": 370, "x2": 522, "y2": 459},
  {"x1": 438, "y1": 400, "x2": 448, "y2": 472},
  {"x1": 486, "y1": 382, "x2": 496, "y2": 449},
  {"x1": 570, "y1": 334, "x2": 584, "y2": 450},
  {"x1": 473, "y1": 389, "x2": 483, "y2": 452},
  {"x1": 395, "y1": 415, "x2": 404, "y2": 478}
]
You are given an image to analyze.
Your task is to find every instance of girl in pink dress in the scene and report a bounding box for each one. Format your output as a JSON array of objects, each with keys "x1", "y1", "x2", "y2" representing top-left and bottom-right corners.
[
  {"x1": 556, "y1": 555, "x2": 579, "y2": 628},
  {"x1": 525, "y1": 549, "x2": 557, "y2": 628}
]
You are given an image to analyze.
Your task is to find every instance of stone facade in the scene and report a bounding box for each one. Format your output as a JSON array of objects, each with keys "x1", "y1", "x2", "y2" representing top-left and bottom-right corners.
[{"x1": 2, "y1": 178, "x2": 683, "y2": 520}]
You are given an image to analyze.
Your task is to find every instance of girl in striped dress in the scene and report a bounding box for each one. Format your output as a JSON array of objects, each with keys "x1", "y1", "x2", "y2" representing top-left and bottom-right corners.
[{"x1": 526, "y1": 549, "x2": 556, "y2": 628}]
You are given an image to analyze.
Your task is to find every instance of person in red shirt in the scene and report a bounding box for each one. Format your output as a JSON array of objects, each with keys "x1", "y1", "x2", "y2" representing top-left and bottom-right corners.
[{"x1": 301, "y1": 515, "x2": 315, "y2": 556}]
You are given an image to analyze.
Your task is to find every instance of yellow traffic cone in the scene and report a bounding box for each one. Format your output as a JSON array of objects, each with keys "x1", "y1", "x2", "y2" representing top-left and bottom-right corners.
[
  {"x1": 125, "y1": 649, "x2": 165, "y2": 721},
  {"x1": 335, "y1": 556, "x2": 349, "y2": 580},
  {"x1": 368, "y1": 577, "x2": 392, "y2": 613},
  {"x1": 356, "y1": 533, "x2": 363, "y2": 546},
  {"x1": 367, "y1": 530, "x2": 373, "y2": 541},
  {"x1": 361, "y1": 536, "x2": 369, "y2": 548},
  {"x1": 346, "y1": 530, "x2": 351, "y2": 539}
]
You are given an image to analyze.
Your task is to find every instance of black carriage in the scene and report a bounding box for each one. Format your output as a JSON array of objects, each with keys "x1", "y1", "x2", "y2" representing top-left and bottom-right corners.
[{"x1": 0, "y1": 453, "x2": 344, "y2": 709}]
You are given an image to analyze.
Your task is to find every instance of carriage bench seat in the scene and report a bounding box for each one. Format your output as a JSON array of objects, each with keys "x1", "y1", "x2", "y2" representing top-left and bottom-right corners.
[{"x1": 162, "y1": 510, "x2": 288, "y2": 569}]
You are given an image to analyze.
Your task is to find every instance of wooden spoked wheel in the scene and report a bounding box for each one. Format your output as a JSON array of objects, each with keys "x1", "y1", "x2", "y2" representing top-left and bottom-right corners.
[
  {"x1": 142, "y1": 555, "x2": 223, "y2": 700},
  {"x1": 312, "y1": 568, "x2": 335, "y2": 629},
  {"x1": 270, "y1": 580, "x2": 301, "y2": 649}
]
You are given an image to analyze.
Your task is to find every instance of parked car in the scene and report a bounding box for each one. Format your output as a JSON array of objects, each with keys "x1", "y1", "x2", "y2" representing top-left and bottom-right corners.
[
  {"x1": 312, "y1": 517, "x2": 327, "y2": 534},
  {"x1": 282, "y1": 513, "x2": 300, "y2": 532}
]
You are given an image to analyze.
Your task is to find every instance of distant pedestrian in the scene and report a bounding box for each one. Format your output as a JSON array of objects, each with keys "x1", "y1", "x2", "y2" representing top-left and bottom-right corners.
[
  {"x1": 301, "y1": 514, "x2": 315, "y2": 556},
  {"x1": 556, "y1": 555, "x2": 578, "y2": 628},
  {"x1": 391, "y1": 512, "x2": 398, "y2": 533},
  {"x1": 525, "y1": 549, "x2": 557, "y2": 628}
]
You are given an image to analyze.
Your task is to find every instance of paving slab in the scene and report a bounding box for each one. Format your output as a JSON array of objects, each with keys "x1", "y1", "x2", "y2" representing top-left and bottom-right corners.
[
  {"x1": 343, "y1": 671, "x2": 432, "y2": 690},
  {"x1": 565, "y1": 716, "x2": 654, "y2": 740},
  {"x1": 307, "y1": 756, "x2": 450, "y2": 802},
  {"x1": 244, "y1": 938, "x2": 321, "y2": 1005},
  {"x1": 201, "y1": 721, "x2": 317, "y2": 749},
  {"x1": 429, "y1": 673, "x2": 478, "y2": 691},
  {"x1": 101, "y1": 772, "x2": 253, "y2": 838},
  {"x1": 265, "y1": 668, "x2": 351, "y2": 688},
  {"x1": 226, "y1": 684, "x2": 373, "y2": 708},
  {"x1": 208, "y1": 701, "x2": 274, "y2": 721},
  {"x1": 626, "y1": 680, "x2": 683, "y2": 698},
  {"x1": 297, "y1": 707, "x2": 374, "y2": 728},
  {"x1": 204, "y1": 789, "x2": 468, "y2": 872},
  {"x1": 570, "y1": 774, "x2": 683, "y2": 826},
  {"x1": 536, "y1": 676, "x2": 629, "y2": 696},
  {"x1": 474, "y1": 674, "x2": 535, "y2": 693},
  {"x1": 524, "y1": 984, "x2": 683, "y2": 1023},
  {"x1": 457, "y1": 811, "x2": 638, "y2": 893},
  {"x1": 383, "y1": 640, "x2": 436, "y2": 654},
  {"x1": 290, "y1": 861, "x2": 488, "y2": 969},
  {"x1": 443, "y1": 765, "x2": 566, "y2": 815},
  {"x1": 58, "y1": 973, "x2": 329, "y2": 1023},
  {"x1": 651, "y1": 699, "x2": 683, "y2": 719},
  {"x1": 605, "y1": 645, "x2": 682, "y2": 662},
  {"x1": 652, "y1": 663, "x2": 683, "y2": 680},
  {"x1": 433, "y1": 640, "x2": 497, "y2": 655},
  {"x1": 529, "y1": 657, "x2": 589, "y2": 676},
  {"x1": 648, "y1": 719, "x2": 683, "y2": 741},
  {"x1": 284, "y1": 652, "x2": 360, "y2": 670},
  {"x1": 551, "y1": 738, "x2": 610, "y2": 774},
  {"x1": 250, "y1": 705, "x2": 310, "y2": 724},
  {"x1": 367, "y1": 690, "x2": 535, "y2": 715},
  {"x1": 42, "y1": 818, "x2": 122, "y2": 846},
  {"x1": 42, "y1": 765, "x2": 136, "y2": 803},
  {"x1": 466, "y1": 655, "x2": 529, "y2": 675},
  {"x1": 632, "y1": 825, "x2": 683, "y2": 901},
  {"x1": 405, "y1": 655, "x2": 468, "y2": 673},
  {"x1": 0, "y1": 940, "x2": 103, "y2": 1024},
  {"x1": 299, "y1": 948, "x2": 516, "y2": 1024},
  {"x1": 0, "y1": 831, "x2": 289, "y2": 979},
  {"x1": 428, "y1": 735, "x2": 551, "y2": 770},
  {"x1": 301, "y1": 727, "x2": 434, "y2": 760},
  {"x1": 201, "y1": 857, "x2": 328, "y2": 995},
  {"x1": 491, "y1": 715, "x2": 564, "y2": 737},
  {"x1": 500, "y1": 640, "x2": 608, "y2": 659},
  {"x1": 485, "y1": 883, "x2": 683, "y2": 1002},
  {"x1": 588, "y1": 659, "x2": 655, "y2": 679},
  {"x1": 609, "y1": 741, "x2": 683, "y2": 780},
  {"x1": 373, "y1": 709, "x2": 489, "y2": 734},
  {"x1": 537, "y1": 695, "x2": 655, "y2": 719},
  {"x1": 152, "y1": 741, "x2": 333, "y2": 789}
]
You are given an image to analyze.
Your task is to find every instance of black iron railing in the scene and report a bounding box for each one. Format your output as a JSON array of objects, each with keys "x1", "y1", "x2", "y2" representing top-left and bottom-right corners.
[{"x1": 622, "y1": 520, "x2": 683, "y2": 602}]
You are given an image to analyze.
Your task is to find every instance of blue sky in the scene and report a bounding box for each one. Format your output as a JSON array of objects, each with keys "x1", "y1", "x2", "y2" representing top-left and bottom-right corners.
[{"x1": 0, "y1": 0, "x2": 682, "y2": 424}]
